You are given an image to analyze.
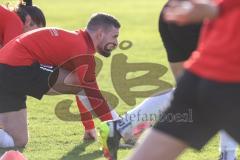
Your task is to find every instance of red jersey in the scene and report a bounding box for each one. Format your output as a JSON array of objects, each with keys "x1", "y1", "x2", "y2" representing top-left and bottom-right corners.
[
  {"x1": 0, "y1": 28, "x2": 112, "y2": 117},
  {"x1": 0, "y1": 5, "x2": 23, "y2": 46},
  {"x1": 185, "y1": 0, "x2": 240, "y2": 82}
]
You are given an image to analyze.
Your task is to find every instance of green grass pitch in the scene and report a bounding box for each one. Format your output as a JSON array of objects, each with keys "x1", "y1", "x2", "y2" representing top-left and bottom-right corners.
[{"x1": 0, "y1": 0, "x2": 239, "y2": 159}]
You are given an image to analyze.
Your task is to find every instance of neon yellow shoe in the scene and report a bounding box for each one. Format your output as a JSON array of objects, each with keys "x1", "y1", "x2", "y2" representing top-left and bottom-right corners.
[{"x1": 98, "y1": 121, "x2": 121, "y2": 160}]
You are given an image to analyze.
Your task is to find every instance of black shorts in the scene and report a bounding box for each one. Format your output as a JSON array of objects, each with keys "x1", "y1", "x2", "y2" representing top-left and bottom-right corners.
[
  {"x1": 0, "y1": 63, "x2": 59, "y2": 113},
  {"x1": 153, "y1": 71, "x2": 240, "y2": 150},
  {"x1": 159, "y1": 4, "x2": 202, "y2": 62}
]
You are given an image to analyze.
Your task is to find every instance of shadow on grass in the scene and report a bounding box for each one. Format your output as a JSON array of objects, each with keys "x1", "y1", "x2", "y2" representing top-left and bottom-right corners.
[{"x1": 60, "y1": 141, "x2": 103, "y2": 160}]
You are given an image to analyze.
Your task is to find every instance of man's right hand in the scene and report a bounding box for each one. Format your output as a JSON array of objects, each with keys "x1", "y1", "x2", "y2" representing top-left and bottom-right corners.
[
  {"x1": 83, "y1": 128, "x2": 97, "y2": 141},
  {"x1": 163, "y1": 0, "x2": 219, "y2": 25}
]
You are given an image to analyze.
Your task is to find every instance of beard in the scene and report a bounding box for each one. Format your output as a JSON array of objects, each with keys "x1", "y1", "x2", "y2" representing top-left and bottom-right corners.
[
  {"x1": 98, "y1": 47, "x2": 111, "y2": 57},
  {"x1": 97, "y1": 42, "x2": 116, "y2": 57}
]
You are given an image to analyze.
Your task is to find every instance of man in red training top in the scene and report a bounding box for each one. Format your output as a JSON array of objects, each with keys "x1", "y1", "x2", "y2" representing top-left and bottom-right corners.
[
  {"x1": 0, "y1": 1, "x2": 100, "y2": 140},
  {"x1": 0, "y1": 12, "x2": 120, "y2": 148},
  {"x1": 127, "y1": 0, "x2": 240, "y2": 160}
]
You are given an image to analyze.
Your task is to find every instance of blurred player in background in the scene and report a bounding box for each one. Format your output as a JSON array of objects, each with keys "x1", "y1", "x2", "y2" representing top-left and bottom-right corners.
[
  {"x1": 98, "y1": 0, "x2": 238, "y2": 160},
  {"x1": 128, "y1": 0, "x2": 240, "y2": 159}
]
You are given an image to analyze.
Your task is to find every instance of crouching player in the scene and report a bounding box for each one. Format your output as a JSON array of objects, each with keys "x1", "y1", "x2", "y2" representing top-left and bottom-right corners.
[{"x1": 0, "y1": 13, "x2": 120, "y2": 148}]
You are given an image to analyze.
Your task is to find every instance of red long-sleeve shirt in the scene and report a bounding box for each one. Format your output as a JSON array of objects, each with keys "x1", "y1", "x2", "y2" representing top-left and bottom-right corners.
[
  {"x1": 0, "y1": 5, "x2": 23, "y2": 46},
  {"x1": 0, "y1": 27, "x2": 113, "y2": 120},
  {"x1": 185, "y1": 0, "x2": 240, "y2": 82},
  {"x1": 0, "y1": 6, "x2": 99, "y2": 129}
]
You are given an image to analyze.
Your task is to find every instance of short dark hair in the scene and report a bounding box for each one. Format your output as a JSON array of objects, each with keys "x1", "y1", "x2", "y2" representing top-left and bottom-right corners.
[
  {"x1": 15, "y1": 0, "x2": 46, "y2": 27},
  {"x1": 87, "y1": 13, "x2": 121, "y2": 31}
]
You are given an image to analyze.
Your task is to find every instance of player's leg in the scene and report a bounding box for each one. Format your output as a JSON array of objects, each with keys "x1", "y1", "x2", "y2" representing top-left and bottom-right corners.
[
  {"x1": 128, "y1": 71, "x2": 221, "y2": 160},
  {"x1": 45, "y1": 67, "x2": 120, "y2": 126},
  {"x1": 46, "y1": 68, "x2": 80, "y2": 95},
  {"x1": 113, "y1": 89, "x2": 174, "y2": 141},
  {"x1": 0, "y1": 64, "x2": 93, "y2": 146},
  {"x1": 129, "y1": 75, "x2": 240, "y2": 160},
  {"x1": 0, "y1": 64, "x2": 31, "y2": 148},
  {"x1": 127, "y1": 129, "x2": 187, "y2": 160},
  {"x1": 47, "y1": 67, "x2": 119, "y2": 116},
  {"x1": 39, "y1": 65, "x2": 98, "y2": 140},
  {"x1": 169, "y1": 62, "x2": 184, "y2": 78},
  {"x1": 0, "y1": 109, "x2": 28, "y2": 147},
  {"x1": 219, "y1": 131, "x2": 238, "y2": 160},
  {"x1": 98, "y1": 89, "x2": 174, "y2": 159},
  {"x1": 205, "y1": 79, "x2": 240, "y2": 160},
  {"x1": 19, "y1": 65, "x2": 115, "y2": 143}
]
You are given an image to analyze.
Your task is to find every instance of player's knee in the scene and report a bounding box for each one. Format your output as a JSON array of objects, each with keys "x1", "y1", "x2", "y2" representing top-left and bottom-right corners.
[
  {"x1": 14, "y1": 135, "x2": 28, "y2": 147},
  {"x1": 64, "y1": 73, "x2": 79, "y2": 85}
]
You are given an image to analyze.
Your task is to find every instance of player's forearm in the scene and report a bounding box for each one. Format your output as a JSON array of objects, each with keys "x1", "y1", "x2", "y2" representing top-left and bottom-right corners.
[
  {"x1": 164, "y1": 0, "x2": 220, "y2": 25},
  {"x1": 198, "y1": 0, "x2": 219, "y2": 20},
  {"x1": 76, "y1": 96, "x2": 95, "y2": 130},
  {"x1": 218, "y1": 0, "x2": 240, "y2": 11}
]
